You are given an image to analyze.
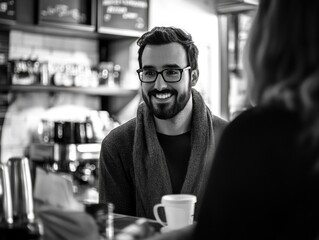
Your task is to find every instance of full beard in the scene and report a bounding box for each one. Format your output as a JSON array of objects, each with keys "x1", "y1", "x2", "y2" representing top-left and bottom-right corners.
[{"x1": 142, "y1": 88, "x2": 191, "y2": 119}]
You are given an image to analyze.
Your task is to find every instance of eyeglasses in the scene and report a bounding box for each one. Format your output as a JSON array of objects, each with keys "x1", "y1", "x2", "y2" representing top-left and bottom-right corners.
[{"x1": 136, "y1": 66, "x2": 191, "y2": 83}]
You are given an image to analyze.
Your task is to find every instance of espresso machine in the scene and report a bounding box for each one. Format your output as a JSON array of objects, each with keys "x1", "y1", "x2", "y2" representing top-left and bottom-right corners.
[
  {"x1": 29, "y1": 119, "x2": 102, "y2": 203},
  {"x1": 29, "y1": 142, "x2": 100, "y2": 183}
]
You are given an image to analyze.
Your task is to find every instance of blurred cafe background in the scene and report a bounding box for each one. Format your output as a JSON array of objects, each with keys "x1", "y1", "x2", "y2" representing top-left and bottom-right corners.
[{"x1": 0, "y1": 0, "x2": 258, "y2": 238}]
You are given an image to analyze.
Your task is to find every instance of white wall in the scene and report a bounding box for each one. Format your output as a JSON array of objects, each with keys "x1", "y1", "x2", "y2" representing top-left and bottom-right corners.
[
  {"x1": 149, "y1": 0, "x2": 221, "y2": 117},
  {"x1": 9, "y1": 30, "x2": 99, "y2": 66}
]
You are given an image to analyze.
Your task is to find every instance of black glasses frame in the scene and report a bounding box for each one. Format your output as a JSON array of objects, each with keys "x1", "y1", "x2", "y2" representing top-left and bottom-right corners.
[{"x1": 136, "y1": 66, "x2": 191, "y2": 83}]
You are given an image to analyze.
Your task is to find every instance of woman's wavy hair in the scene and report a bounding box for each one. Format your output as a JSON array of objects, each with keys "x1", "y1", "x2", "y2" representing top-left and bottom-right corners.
[
  {"x1": 246, "y1": 0, "x2": 319, "y2": 146},
  {"x1": 137, "y1": 26, "x2": 199, "y2": 71}
]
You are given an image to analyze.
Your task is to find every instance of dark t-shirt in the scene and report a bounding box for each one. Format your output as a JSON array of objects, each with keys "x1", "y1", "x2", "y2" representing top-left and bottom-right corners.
[{"x1": 157, "y1": 131, "x2": 191, "y2": 194}]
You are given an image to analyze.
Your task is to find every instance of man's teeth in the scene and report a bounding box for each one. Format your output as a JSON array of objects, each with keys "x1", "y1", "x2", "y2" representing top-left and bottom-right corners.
[{"x1": 155, "y1": 93, "x2": 172, "y2": 99}]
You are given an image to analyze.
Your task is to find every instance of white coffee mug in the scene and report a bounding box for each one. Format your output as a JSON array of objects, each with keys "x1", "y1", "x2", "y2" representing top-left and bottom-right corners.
[{"x1": 153, "y1": 194, "x2": 197, "y2": 230}]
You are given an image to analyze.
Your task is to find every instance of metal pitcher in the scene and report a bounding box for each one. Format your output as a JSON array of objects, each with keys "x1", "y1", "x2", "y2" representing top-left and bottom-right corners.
[
  {"x1": 2, "y1": 157, "x2": 43, "y2": 239},
  {"x1": 7, "y1": 157, "x2": 35, "y2": 223},
  {"x1": 0, "y1": 163, "x2": 13, "y2": 226}
]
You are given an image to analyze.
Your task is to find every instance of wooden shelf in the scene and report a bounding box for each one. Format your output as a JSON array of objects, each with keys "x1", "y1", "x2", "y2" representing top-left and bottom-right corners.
[
  {"x1": 0, "y1": 84, "x2": 139, "y2": 97},
  {"x1": 0, "y1": 22, "x2": 139, "y2": 41},
  {"x1": 0, "y1": 0, "x2": 143, "y2": 40}
]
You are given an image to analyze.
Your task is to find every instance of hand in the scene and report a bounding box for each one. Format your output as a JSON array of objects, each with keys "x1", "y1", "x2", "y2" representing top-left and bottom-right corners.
[{"x1": 115, "y1": 218, "x2": 158, "y2": 240}]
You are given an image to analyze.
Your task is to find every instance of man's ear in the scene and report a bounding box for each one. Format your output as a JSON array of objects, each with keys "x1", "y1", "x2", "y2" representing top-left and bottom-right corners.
[{"x1": 191, "y1": 69, "x2": 199, "y2": 86}]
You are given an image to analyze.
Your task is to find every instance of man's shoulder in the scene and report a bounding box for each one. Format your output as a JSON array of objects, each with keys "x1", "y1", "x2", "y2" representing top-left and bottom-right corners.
[
  {"x1": 211, "y1": 114, "x2": 228, "y2": 129},
  {"x1": 110, "y1": 118, "x2": 136, "y2": 134},
  {"x1": 102, "y1": 118, "x2": 136, "y2": 146}
]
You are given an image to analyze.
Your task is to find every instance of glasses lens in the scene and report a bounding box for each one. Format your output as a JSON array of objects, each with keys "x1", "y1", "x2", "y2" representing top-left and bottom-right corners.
[
  {"x1": 142, "y1": 69, "x2": 157, "y2": 82},
  {"x1": 138, "y1": 68, "x2": 184, "y2": 82},
  {"x1": 163, "y1": 69, "x2": 181, "y2": 82}
]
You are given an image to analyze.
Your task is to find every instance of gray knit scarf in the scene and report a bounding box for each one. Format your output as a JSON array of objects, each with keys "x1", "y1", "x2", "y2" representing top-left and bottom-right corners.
[{"x1": 133, "y1": 88, "x2": 215, "y2": 220}]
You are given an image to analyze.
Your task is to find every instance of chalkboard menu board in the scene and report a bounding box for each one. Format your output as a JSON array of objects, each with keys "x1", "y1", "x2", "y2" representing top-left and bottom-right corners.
[
  {"x1": 97, "y1": 0, "x2": 149, "y2": 37},
  {"x1": 0, "y1": 0, "x2": 16, "y2": 22},
  {"x1": 38, "y1": 0, "x2": 96, "y2": 31}
]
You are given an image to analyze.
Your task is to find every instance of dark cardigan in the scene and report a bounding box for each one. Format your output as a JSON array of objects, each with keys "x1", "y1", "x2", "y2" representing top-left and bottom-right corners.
[{"x1": 99, "y1": 89, "x2": 228, "y2": 220}]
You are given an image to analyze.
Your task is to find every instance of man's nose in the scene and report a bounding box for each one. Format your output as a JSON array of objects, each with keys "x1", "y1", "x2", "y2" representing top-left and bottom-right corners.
[{"x1": 154, "y1": 73, "x2": 167, "y2": 91}]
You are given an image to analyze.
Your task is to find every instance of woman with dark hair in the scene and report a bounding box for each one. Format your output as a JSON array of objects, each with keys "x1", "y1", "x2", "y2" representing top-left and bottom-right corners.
[
  {"x1": 193, "y1": 0, "x2": 319, "y2": 239},
  {"x1": 119, "y1": 1, "x2": 319, "y2": 239}
]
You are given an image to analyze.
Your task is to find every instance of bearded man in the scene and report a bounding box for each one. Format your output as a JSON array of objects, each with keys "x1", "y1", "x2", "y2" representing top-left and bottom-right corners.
[{"x1": 99, "y1": 26, "x2": 228, "y2": 220}]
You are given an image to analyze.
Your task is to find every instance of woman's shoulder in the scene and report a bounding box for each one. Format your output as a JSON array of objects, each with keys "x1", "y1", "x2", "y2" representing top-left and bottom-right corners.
[
  {"x1": 223, "y1": 105, "x2": 300, "y2": 144},
  {"x1": 232, "y1": 105, "x2": 297, "y2": 128}
]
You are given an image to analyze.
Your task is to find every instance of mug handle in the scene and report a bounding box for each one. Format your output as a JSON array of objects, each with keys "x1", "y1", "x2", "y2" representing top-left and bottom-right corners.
[{"x1": 153, "y1": 203, "x2": 166, "y2": 226}]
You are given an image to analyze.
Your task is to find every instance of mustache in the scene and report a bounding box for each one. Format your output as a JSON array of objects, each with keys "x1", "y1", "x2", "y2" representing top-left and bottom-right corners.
[{"x1": 148, "y1": 89, "x2": 177, "y2": 97}]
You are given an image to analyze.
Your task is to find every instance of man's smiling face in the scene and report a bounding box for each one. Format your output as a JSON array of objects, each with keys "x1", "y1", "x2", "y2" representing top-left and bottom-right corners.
[{"x1": 140, "y1": 42, "x2": 192, "y2": 119}]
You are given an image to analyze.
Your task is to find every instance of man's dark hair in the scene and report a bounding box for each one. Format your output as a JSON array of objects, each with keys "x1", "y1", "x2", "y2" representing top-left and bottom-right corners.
[{"x1": 137, "y1": 26, "x2": 199, "y2": 70}]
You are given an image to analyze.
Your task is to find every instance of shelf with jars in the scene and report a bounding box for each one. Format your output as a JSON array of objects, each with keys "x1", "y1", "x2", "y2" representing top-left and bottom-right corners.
[
  {"x1": 0, "y1": 84, "x2": 138, "y2": 96},
  {"x1": 0, "y1": 58, "x2": 138, "y2": 97},
  {"x1": 0, "y1": 0, "x2": 146, "y2": 100}
]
